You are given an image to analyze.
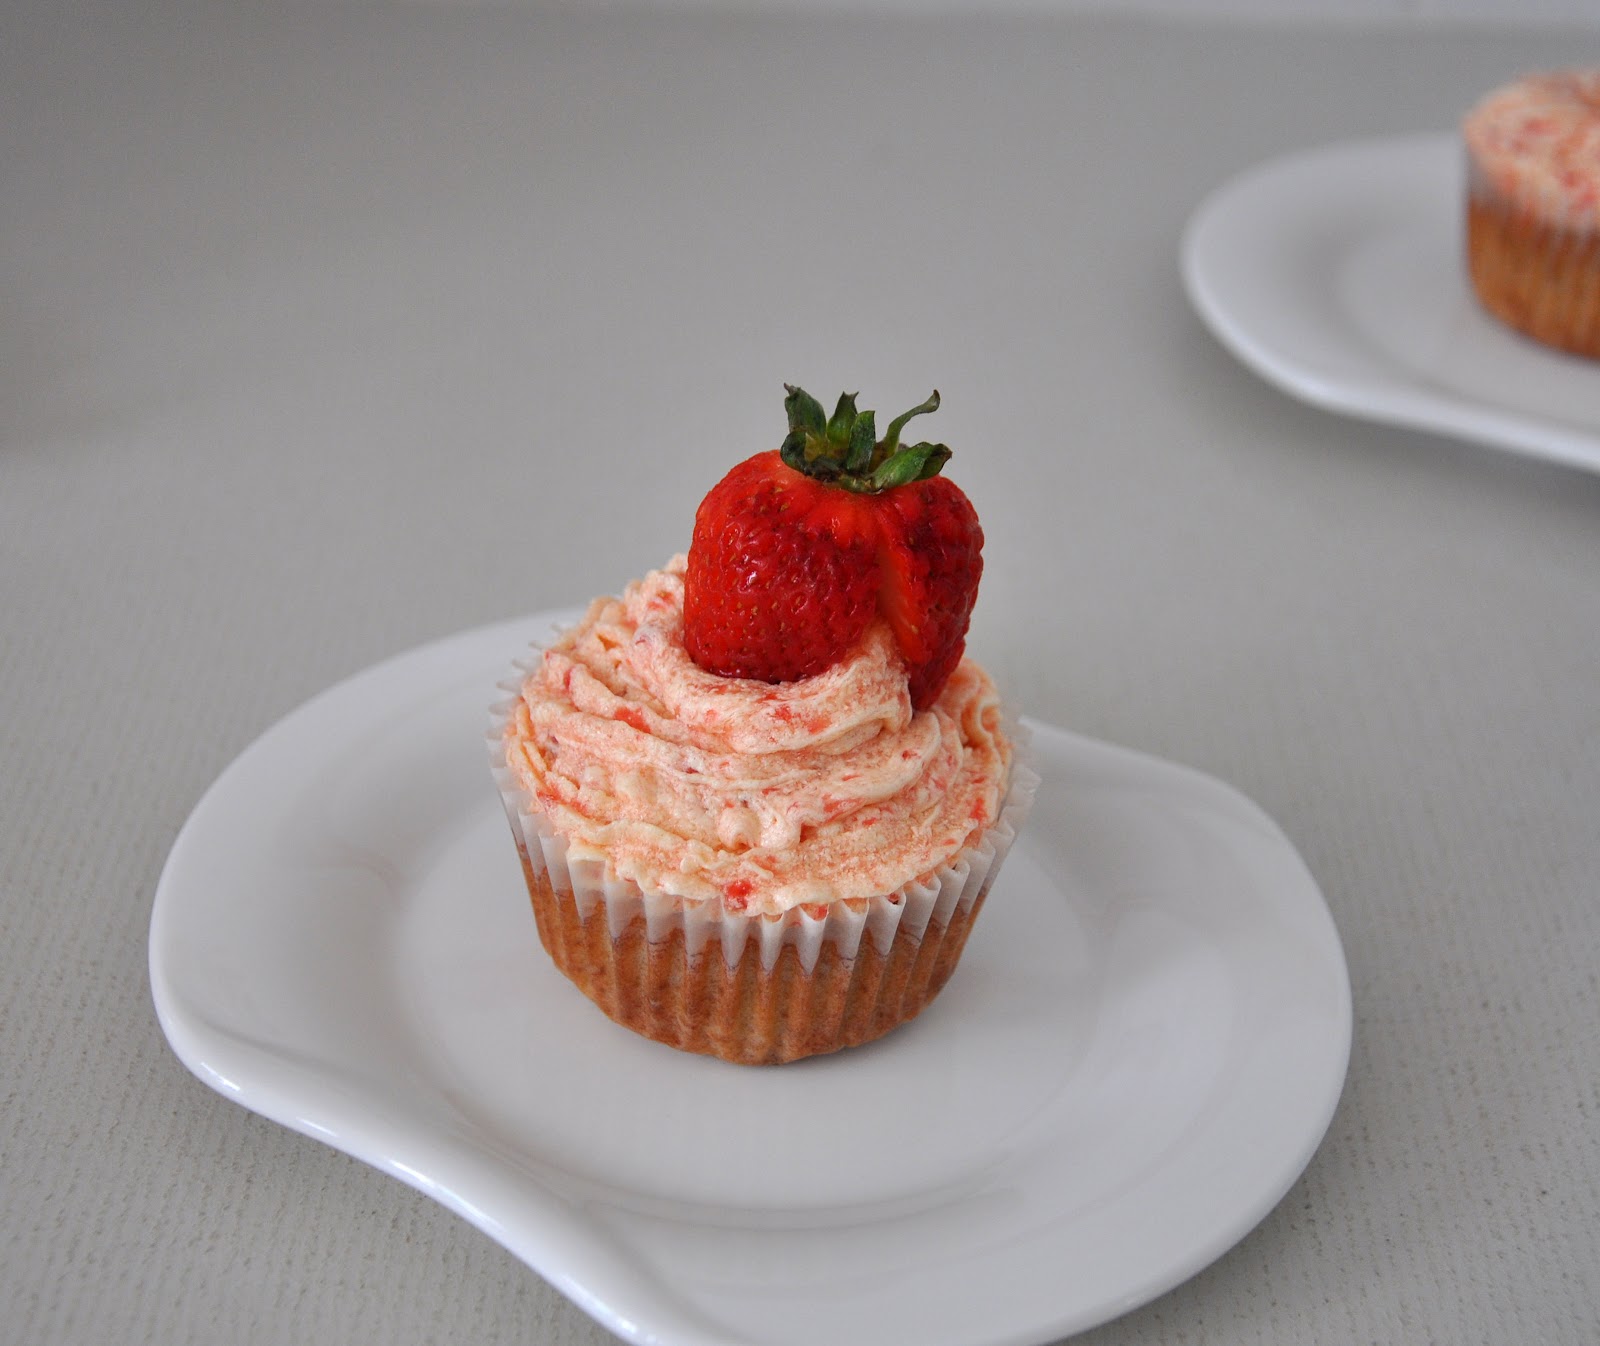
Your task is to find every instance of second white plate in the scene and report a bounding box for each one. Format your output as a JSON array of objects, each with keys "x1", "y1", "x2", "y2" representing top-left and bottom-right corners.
[
  {"x1": 150, "y1": 614, "x2": 1351, "y2": 1346},
  {"x1": 1182, "y1": 132, "x2": 1600, "y2": 475}
]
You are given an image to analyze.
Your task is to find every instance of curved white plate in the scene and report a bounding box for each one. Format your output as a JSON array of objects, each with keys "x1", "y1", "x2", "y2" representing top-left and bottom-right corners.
[
  {"x1": 1182, "y1": 133, "x2": 1600, "y2": 475},
  {"x1": 150, "y1": 613, "x2": 1351, "y2": 1346}
]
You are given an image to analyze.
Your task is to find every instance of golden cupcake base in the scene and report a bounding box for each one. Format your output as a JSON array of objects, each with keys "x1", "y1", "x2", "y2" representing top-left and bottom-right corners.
[
  {"x1": 511, "y1": 836, "x2": 991, "y2": 1066},
  {"x1": 1466, "y1": 186, "x2": 1600, "y2": 360}
]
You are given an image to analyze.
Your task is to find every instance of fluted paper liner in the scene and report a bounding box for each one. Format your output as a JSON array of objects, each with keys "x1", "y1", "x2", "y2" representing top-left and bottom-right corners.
[
  {"x1": 1466, "y1": 153, "x2": 1600, "y2": 359},
  {"x1": 488, "y1": 664, "x2": 1037, "y2": 1065}
]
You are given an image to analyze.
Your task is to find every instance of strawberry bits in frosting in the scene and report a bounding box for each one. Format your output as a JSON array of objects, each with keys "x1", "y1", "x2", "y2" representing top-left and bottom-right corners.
[
  {"x1": 503, "y1": 556, "x2": 1011, "y2": 917},
  {"x1": 1463, "y1": 70, "x2": 1600, "y2": 230}
]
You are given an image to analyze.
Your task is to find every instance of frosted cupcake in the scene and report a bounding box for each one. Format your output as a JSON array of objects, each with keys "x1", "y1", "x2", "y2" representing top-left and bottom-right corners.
[
  {"x1": 490, "y1": 387, "x2": 1033, "y2": 1064},
  {"x1": 1463, "y1": 70, "x2": 1600, "y2": 358}
]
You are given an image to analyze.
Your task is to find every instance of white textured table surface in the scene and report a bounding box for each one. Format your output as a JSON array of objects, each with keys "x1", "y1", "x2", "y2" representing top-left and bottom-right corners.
[{"x1": 6, "y1": 3, "x2": 1599, "y2": 1343}]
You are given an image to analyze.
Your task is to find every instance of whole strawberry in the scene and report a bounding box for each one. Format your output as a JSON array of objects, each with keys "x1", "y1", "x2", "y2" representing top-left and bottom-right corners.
[{"x1": 683, "y1": 385, "x2": 983, "y2": 711}]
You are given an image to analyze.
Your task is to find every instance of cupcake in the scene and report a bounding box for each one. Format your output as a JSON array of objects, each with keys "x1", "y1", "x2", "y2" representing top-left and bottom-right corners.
[
  {"x1": 1463, "y1": 69, "x2": 1600, "y2": 358},
  {"x1": 489, "y1": 386, "x2": 1033, "y2": 1064}
]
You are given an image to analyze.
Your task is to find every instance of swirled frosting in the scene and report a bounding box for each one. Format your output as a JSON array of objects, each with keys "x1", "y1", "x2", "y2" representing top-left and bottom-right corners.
[
  {"x1": 502, "y1": 556, "x2": 1011, "y2": 916},
  {"x1": 1464, "y1": 70, "x2": 1600, "y2": 229}
]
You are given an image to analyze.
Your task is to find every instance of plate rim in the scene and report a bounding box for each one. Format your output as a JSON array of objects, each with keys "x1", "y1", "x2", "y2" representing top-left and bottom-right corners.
[
  {"x1": 1180, "y1": 130, "x2": 1600, "y2": 476},
  {"x1": 149, "y1": 612, "x2": 1353, "y2": 1346}
]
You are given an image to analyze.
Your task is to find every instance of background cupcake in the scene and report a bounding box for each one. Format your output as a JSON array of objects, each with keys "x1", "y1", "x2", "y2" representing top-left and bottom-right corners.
[{"x1": 1463, "y1": 69, "x2": 1600, "y2": 358}]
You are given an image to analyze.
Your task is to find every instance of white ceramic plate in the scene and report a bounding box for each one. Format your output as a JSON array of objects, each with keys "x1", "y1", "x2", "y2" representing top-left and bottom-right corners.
[
  {"x1": 150, "y1": 614, "x2": 1351, "y2": 1346},
  {"x1": 1182, "y1": 132, "x2": 1600, "y2": 475}
]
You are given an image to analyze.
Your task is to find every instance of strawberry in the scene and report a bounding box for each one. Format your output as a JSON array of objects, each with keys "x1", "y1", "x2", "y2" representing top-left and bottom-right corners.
[{"x1": 683, "y1": 385, "x2": 983, "y2": 711}]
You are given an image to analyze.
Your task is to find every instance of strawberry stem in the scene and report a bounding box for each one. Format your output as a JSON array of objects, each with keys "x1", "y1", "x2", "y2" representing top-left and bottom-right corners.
[
  {"x1": 869, "y1": 440, "x2": 951, "y2": 489},
  {"x1": 845, "y1": 408, "x2": 876, "y2": 473},
  {"x1": 785, "y1": 385, "x2": 827, "y2": 438},
  {"x1": 778, "y1": 385, "x2": 951, "y2": 494},
  {"x1": 826, "y1": 392, "x2": 860, "y2": 445},
  {"x1": 881, "y1": 391, "x2": 940, "y2": 458}
]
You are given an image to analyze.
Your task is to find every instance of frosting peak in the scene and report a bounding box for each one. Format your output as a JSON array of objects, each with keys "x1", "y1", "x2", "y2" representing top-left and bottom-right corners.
[{"x1": 1464, "y1": 70, "x2": 1600, "y2": 229}]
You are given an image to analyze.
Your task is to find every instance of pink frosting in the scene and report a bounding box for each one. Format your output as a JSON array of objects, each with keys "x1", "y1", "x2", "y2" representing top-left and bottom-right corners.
[
  {"x1": 502, "y1": 556, "x2": 1011, "y2": 915},
  {"x1": 1464, "y1": 70, "x2": 1600, "y2": 228}
]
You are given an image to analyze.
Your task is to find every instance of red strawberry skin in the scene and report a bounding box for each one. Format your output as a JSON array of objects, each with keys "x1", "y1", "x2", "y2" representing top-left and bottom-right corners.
[
  {"x1": 875, "y1": 477, "x2": 984, "y2": 710},
  {"x1": 683, "y1": 451, "x2": 880, "y2": 684},
  {"x1": 683, "y1": 388, "x2": 984, "y2": 710}
]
